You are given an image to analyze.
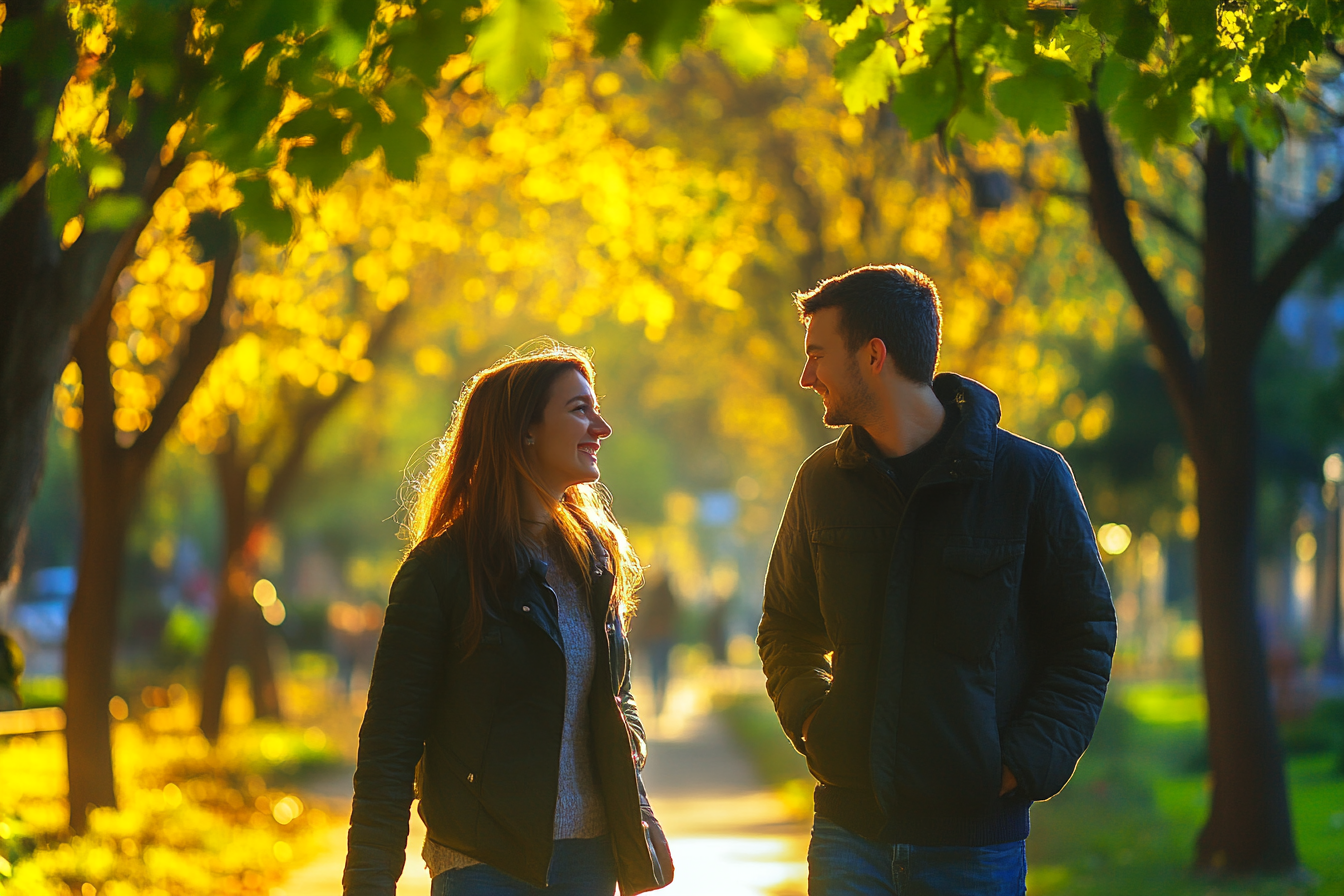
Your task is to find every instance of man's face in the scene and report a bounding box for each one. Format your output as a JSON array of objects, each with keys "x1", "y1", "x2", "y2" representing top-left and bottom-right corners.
[{"x1": 800, "y1": 307, "x2": 875, "y2": 428}]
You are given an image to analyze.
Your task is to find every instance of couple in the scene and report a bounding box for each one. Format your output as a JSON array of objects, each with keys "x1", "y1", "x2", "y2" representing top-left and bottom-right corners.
[{"x1": 342, "y1": 265, "x2": 1117, "y2": 896}]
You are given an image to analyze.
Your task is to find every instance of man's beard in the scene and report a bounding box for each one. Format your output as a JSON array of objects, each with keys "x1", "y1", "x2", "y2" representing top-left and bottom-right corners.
[{"x1": 820, "y1": 360, "x2": 878, "y2": 429}]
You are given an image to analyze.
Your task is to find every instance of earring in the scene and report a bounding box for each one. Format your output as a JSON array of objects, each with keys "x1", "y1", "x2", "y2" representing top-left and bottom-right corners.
[{"x1": 525, "y1": 435, "x2": 535, "y2": 445}]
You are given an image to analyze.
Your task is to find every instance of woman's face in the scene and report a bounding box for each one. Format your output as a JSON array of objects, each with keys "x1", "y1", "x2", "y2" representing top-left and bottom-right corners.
[{"x1": 525, "y1": 368, "x2": 611, "y2": 498}]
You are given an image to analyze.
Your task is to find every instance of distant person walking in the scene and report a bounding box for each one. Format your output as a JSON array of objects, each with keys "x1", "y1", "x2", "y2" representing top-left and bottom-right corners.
[
  {"x1": 758, "y1": 266, "x2": 1116, "y2": 896},
  {"x1": 344, "y1": 343, "x2": 671, "y2": 896},
  {"x1": 631, "y1": 569, "x2": 678, "y2": 717}
]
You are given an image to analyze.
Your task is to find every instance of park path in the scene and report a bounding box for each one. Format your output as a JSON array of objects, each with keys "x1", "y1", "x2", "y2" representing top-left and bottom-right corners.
[{"x1": 283, "y1": 671, "x2": 808, "y2": 896}]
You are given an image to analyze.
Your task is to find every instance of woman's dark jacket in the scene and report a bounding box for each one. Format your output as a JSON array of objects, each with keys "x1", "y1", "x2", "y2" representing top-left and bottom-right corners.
[
  {"x1": 758, "y1": 373, "x2": 1116, "y2": 845},
  {"x1": 342, "y1": 531, "x2": 659, "y2": 894}
]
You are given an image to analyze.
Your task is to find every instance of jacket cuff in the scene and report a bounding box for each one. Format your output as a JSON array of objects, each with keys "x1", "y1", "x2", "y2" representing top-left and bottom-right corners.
[
  {"x1": 999, "y1": 729, "x2": 1074, "y2": 802},
  {"x1": 778, "y1": 676, "x2": 830, "y2": 752}
]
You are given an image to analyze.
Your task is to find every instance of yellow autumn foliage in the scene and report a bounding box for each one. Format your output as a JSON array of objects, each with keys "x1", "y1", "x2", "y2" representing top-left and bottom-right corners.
[{"x1": 0, "y1": 719, "x2": 336, "y2": 896}]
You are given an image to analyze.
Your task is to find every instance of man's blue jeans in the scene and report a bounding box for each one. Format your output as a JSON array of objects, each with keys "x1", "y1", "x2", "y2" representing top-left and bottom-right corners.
[{"x1": 808, "y1": 816, "x2": 1026, "y2": 896}]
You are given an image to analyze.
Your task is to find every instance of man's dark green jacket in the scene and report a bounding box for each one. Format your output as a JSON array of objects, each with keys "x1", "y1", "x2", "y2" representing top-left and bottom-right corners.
[
  {"x1": 758, "y1": 373, "x2": 1116, "y2": 844},
  {"x1": 343, "y1": 531, "x2": 664, "y2": 895}
]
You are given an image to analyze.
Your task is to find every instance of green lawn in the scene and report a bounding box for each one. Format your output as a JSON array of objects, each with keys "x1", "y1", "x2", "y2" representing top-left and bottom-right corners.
[{"x1": 715, "y1": 681, "x2": 1344, "y2": 895}]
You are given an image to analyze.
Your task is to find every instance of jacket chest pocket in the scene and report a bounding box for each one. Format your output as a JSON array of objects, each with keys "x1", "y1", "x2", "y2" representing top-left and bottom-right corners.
[
  {"x1": 811, "y1": 527, "x2": 896, "y2": 638},
  {"x1": 932, "y1": 536, "x2": 1025, "y2": 662}
]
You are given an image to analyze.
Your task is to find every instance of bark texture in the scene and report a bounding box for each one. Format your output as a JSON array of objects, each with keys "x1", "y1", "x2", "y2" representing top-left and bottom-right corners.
[
  {"x1": 1073, "y1": 103, "x2": 1313, "y2": 872},
  {"x1": 64, "y1": 230, "x2": 237, "y2": 825}
]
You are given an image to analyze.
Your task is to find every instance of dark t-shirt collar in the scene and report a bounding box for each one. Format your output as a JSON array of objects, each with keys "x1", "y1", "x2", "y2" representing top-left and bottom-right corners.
[{"x1": 867, "y1": 395, "x2": 961, "y2": 497}]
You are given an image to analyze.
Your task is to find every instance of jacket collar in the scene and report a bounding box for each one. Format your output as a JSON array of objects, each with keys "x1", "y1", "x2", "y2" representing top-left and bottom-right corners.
[
  {"x1": 834, "y1": 372, "x2": 1000, "y2": 484},
  {"x1": 513, "y1": 536, "x2": 616, "y2": 623}
]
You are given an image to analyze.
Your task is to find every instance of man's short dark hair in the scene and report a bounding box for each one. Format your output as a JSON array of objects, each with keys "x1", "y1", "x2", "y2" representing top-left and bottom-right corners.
[{"x1": 795, "y1": 264, "x2": 942, "y2": 385}]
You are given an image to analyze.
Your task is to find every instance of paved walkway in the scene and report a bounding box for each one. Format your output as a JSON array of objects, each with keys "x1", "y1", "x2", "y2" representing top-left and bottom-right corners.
[{"x1": 285, "y1": 673, "x2": 808, "y2": 895}]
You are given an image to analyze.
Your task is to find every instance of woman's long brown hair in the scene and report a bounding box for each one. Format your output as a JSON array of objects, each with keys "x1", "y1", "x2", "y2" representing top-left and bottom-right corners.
[{"x1": 402, "y1": 341, "x2": 641, "y2": 654}]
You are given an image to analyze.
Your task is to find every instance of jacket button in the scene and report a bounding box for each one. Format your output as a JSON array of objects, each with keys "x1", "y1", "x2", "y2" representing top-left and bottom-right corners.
[
  {"x1": 467, "y1": 773, "x2": 474, "y2": 783},
  {"x1": 522, "y1": 605, "x2": 531, "y2": 612}
]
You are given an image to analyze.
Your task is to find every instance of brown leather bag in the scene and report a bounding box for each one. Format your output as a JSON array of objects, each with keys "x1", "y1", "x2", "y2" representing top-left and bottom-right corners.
[{"x1": 637, "y1": 773, "x2": 674, "y2": 889}]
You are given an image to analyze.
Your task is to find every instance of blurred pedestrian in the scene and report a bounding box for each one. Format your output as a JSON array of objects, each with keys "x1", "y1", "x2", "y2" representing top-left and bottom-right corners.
[
  {"x1": 759, "y1": 266, "x2": 1115, "y2": 896},
  {"x1": 344, "y1": 343, "x2": 671, "y2": 896},
  {"x1": 631, "y1": 569, "x2": 678, "y2": 718}
]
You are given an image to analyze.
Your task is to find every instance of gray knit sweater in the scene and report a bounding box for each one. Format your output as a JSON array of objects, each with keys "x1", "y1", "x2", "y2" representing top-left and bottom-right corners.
[{"x1": 423, "y1": 547, "x2": 608, "y2": 875}]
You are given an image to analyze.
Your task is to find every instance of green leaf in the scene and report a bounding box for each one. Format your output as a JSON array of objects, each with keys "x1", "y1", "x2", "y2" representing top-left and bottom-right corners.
[
  {"x1": 1307, "y1": 0, "x2": 1336, "y2": 28},
  {"x1": 1109, "y1": 71, "x2": 1164, "y2": 155},
  {"x1": 990, "y1": 58, "x2": 1087, "y2": 136},
  {"x1": 289, "y1": 140, "x2": 352, "y2": 191},
  {"x1": 818, "y1": 0, "x2": 861, "y2": 26},
  {"x1": 1236, "y1": 101, "x2": 1286, "y2": 155},
  {"x1": 339, "y1": 0, "x2": 379, "y2": 30},
  {"x1": 383, "y1": 81, "x2": 430, "y2": 124},
  {"x1": 705, "y1": 2, "x2": 804, "y2": 79},
  {"x1": 1096, "y1": 55, "x2": 1135, "y2": 110},
  {"x1": 1167, "y1": 0, "x2": 1217, "y2": 39},
  {"x1": 840, "y1": 41, "x2": 900, "y2": 115},
  {"x1": 77, "y1": 140, "x2": 126, "y2": 192},
  {"x1": 277, "y1": 106, "x2": 345, "y2": 140},
  {"x1": 833, "y1": 14, "x2": 885, "y2": 82},
  {"x1": 471, "y1": 0, "x2": 568, "y2": 101},
  {"x1": 948, "y1": 105, "x2": 999, "y2": 143},
  {"x1": 279, "y1": 105, "x2": 353, "y2": 189},
  {"x1": 1080, "y1": 0, "x2": 1122, "y2": 36},
  {"x1": 1054, "y1": 13, "x2": 1104, "y2": 71},
  {"x1": 84, "y1": 194, "x2": 146, "y2": 232},
  {"x1": 0, "y1": 183, "x2": 20, "y2": 220},
  {"x1": 0, "y1": 17, "x2": 36, "y2": 65},
  {"x1": 1114, "y1": 1, "x2": 1158, "y2": 60},
  {"x1": 233, "y1": 179, "x2": 294, "y2": 244},
  {"x1": 889, "y1": 55, "x2": 958, "y2": 138},
  {"x1": 45, "y1": 165, "x2": 85, "y2": 238},
  {"x1": 387, "y1": 0, "x2": 477, "y2": 85},
  {"x1": 380, "y1": 120, "x2": 431, "y2": 180},
  {"x1": 592, "y1": 0, "x2": 714, "y2": 75},
  {"x1": 186, "y1": 212, "x2": 237, "y2": 263},
  {"x1": 327, "y1": 23, "x2": 368, "y2": 68}
]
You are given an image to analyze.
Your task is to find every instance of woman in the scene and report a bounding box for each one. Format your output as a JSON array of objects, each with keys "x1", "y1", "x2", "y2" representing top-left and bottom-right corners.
[{"x1": 343, "y1": 343, "x2": 669, "y2": 896}]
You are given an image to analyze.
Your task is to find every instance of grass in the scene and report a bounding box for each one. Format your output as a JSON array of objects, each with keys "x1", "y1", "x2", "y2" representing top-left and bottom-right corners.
[
  {"x1": 715, "y1": 680, "x2": 1344, "y2": 896},
  {"x1": 0, "y1": 691, "x2": 343, "y2": 896}
]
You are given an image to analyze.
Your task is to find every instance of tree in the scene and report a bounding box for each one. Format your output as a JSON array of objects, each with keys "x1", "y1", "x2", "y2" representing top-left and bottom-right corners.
[
  {"x1": 184, "y1": 240, "x2": 406, "y2": 741},
  {"x1": 0, "y1": 0, "x2": 583, "y2": 825},
  {"x1": 65, "y1": 162, "x2": 239, "y2": 819}
]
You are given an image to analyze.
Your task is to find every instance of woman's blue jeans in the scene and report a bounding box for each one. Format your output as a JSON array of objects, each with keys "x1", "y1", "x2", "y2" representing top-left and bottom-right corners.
[
  {"x1": 807, "y1": 816, "x2": 1026, "y2": 896},
  {"x1": 429, "y1": 836, "x2": 617, "y2": 896}
]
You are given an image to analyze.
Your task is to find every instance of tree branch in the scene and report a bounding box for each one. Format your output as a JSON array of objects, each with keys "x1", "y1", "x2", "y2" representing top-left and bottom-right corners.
[
  {"x1": 1037, "y1": 183, "x2": 1202, "y2": 251},
  {"x1": 1253, "y1": 185, "x2": 1344, "y2": 338},
  {"x1": 257, "y1": 301, "x2": 407, "y2": 523},
  {"x1": 130, "y1": 221, "x2": 239, "y2": 473},
  {"x1": 1073, "y1": 102, "x2": 1202, "y2": 436}
]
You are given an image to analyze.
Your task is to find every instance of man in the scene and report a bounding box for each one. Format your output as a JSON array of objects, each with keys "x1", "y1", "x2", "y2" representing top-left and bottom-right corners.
[{"x1": 758, "y1": 265, "x2": 1115, "y2": 896}]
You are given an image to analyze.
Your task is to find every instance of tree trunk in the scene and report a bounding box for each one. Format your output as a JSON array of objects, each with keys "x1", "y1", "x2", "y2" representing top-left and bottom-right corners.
[
  {"x1": 63, "y1": 460, "x2": 133, "y2": 816},
  {"x1": 1193, "y1": 397, "x2": 1295, "y2": 870},
  {"x1": 198, "y1": 447, "x2": 280, "y2": 741},
  {"x1": 63, "y1": 230, "x2": 237, "y2": 828},
  {"x1": 195, "y1": 298, "x2": 406, "y2": 737},
  {"x1": 0, "y1": 0, "x2": 79, "y2": 577},
  {"x1": 1190, "y1": 137, "x2": 1297, "y2": 872},
  {"x1": 1073, "y1": 104, "x2": 1300, "y2": 873}
]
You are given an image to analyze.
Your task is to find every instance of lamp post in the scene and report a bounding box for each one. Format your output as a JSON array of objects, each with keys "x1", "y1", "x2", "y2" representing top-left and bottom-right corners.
[{"x1": 1322, "y1": 454, "x2": 1344, "y2": 686}]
